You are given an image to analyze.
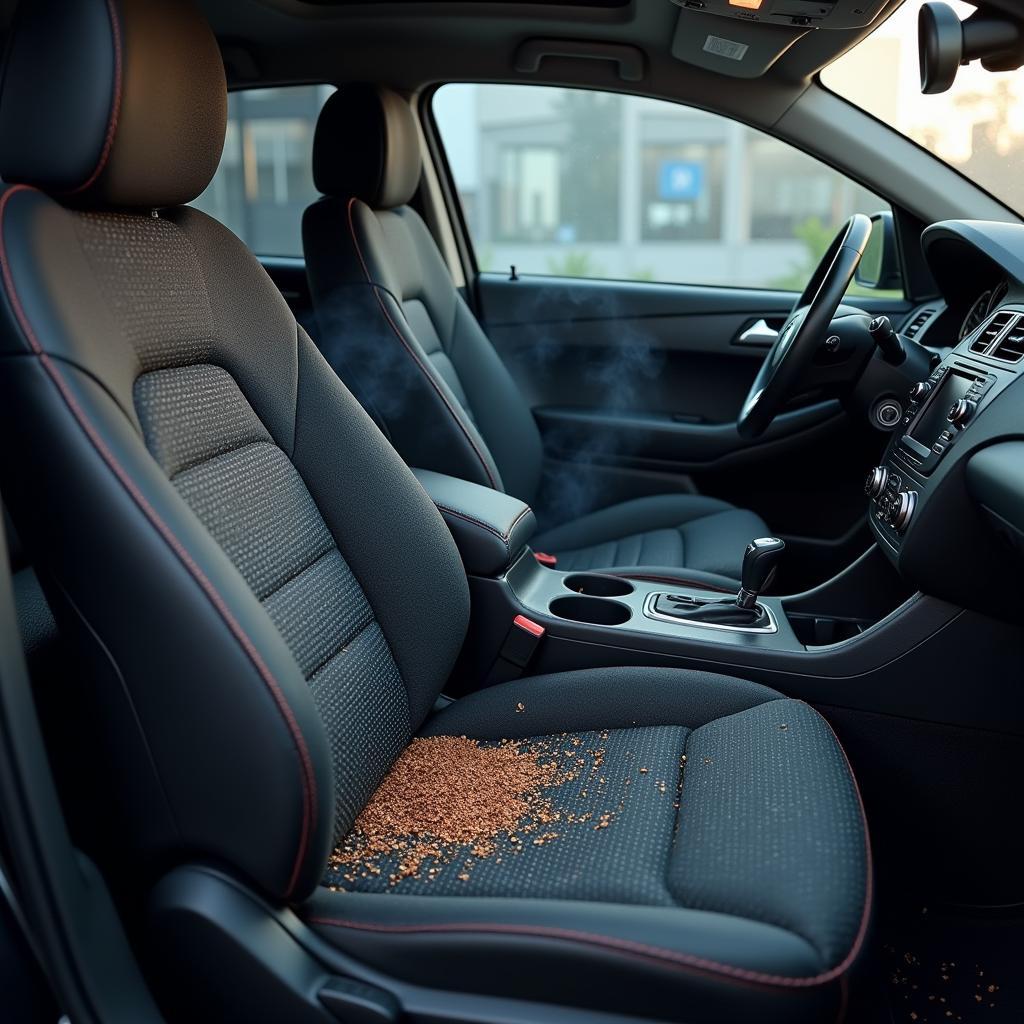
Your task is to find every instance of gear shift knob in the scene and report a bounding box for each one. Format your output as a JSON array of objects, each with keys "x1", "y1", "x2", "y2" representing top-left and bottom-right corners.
[{"x1": 737, "y1": 537, "x2": 786, "y2": 609}]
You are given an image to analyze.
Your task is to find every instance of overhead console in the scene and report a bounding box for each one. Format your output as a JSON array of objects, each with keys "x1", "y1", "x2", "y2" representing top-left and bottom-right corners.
[
  {"x1": 670, "y1": 0, "x2": 887, "y2": 30},
  {"x1": 669, "y1": 0, "x2": 889, "y2": 76},
  {"x1": 865, "y1": 222, "x2": 1024, "y2": 619}
]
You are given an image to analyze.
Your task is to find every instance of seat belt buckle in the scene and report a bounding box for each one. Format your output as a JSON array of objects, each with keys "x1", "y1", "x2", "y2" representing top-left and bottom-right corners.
[
  {"x1": 534, "y1": 551, "x2": 558, "y2": 568},
  {"x1": 484, "y1": 615, "x2": 545, "y2": 686}
]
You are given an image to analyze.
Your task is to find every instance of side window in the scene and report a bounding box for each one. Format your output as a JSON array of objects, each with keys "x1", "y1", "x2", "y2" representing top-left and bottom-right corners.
[
  {"x1": 192, "y1": 85, "x2": 333, "y2": 257},
  {"x1": 432, "y1": 84, "x2": 895, "y2": 293}
]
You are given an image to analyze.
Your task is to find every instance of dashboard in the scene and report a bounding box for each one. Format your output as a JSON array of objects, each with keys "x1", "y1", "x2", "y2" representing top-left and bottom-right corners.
[{"x1": 866, "y1": 220, "x2": 1024, "y2": 621}]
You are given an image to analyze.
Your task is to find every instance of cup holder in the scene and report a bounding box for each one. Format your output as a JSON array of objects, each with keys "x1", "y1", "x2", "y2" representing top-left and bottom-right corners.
[
  {"x1": 562, "y1": 573, "x2": 635, "y2": 598},
  {"x1": 549, "y1": 595, "x2": 632, "y2": 626}
]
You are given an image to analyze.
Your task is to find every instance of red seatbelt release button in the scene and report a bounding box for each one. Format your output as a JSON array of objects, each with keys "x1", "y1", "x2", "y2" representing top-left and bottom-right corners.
[
  {"x1": 534, "y1": 551, "x2": 558, "y2": 568},
  {"x1": 501, "y1": 614, "x2": 545, "y2": 669},
  {"x1": 513, "y1": 614, "x2": 545, "y2": 638}
]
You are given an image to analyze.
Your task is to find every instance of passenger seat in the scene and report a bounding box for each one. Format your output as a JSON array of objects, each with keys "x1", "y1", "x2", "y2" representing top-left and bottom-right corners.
[{"x1": 302, "y1": 83, "x2": 769, "y2": 584}]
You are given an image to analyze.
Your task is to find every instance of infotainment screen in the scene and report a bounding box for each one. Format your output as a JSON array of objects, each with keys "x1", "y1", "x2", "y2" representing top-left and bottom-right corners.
[{"x1": 908, "y1": 370, "x2": 973, "y2": 446}]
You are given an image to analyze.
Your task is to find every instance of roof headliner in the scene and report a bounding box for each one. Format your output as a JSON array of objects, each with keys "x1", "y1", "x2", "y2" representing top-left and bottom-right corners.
[{"x1": 190, "y1": 0, "x2": 906, "y2": 131}]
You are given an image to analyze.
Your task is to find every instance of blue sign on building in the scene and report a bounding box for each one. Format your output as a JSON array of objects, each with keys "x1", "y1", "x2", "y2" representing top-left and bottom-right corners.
[{"x1": 659, "y1": 160, "x2": 704, "y2": 201}]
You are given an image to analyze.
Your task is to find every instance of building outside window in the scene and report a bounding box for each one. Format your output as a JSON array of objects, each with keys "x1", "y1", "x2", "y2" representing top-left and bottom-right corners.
[
  {"x1": 434, "y1": 83, "x2": 891, "y2": 290},
  {"x1": 193, "y1": 85, "x2": 333, "y2": 257}
]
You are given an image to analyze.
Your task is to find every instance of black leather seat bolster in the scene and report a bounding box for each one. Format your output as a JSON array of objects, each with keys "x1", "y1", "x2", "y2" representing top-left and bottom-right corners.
[
  {"x1": 304, "y1": 893, "x2": 835, "y2": 1023},
  {"x1": 413, "y1": 468, "x2": 535, "y2": 577}
]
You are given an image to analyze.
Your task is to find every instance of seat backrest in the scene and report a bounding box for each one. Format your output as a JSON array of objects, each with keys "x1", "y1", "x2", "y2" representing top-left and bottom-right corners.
[
  {"x1": 0, "y1": 0, "x2": 468, "y2": 903},
  {"x1": 303, "y1": 83, "x2": 545, "y2": 505}
]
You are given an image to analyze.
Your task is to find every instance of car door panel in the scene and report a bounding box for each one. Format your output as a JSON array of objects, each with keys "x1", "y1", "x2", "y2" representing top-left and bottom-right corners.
[{"x1": 478, "y1": 272, "x2": 910, "y2": 464}]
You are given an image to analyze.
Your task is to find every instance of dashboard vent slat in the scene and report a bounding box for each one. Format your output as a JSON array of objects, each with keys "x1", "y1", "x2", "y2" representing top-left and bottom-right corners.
[
  {"x1": 992, "y1": 321, "x2": 1024, "y2": 363},
  {"x1": 904, "y1": 309, "x2": 935, "y2": 339},
  {"x1": 970, "y1": 310, "x2": 1016, "y2": 354}
]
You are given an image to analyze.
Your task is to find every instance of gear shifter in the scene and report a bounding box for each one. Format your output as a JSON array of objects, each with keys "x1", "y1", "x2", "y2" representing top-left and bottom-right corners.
[
  {"x1": 651, "y1": 536, "x2": 785, "y2": 629},
  {"x1": 737, "y1": 537, "x2": 786, "y2": 609}
]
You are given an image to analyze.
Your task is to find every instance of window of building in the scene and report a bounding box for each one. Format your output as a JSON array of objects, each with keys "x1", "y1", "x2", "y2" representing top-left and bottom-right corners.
[
  {"x1": 432, "y1": 83, "x2": 893, "y2": 291},
  {"x1": 192, "y1": 85, "x2": 334, "y2": 257},
  {"x1": 640, "y1": 140, "x2": 725, "y2": 242}
]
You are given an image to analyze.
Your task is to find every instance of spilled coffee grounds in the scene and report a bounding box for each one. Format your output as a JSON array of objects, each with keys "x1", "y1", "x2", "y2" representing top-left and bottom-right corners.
[{"x1": 328, "y1": 730, "x2": 667, "y2": 888}]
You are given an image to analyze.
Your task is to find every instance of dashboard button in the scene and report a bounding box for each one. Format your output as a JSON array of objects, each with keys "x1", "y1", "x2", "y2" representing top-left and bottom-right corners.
[{"x1": 908, "y1": 381, "x2": 931, "y2": 401}]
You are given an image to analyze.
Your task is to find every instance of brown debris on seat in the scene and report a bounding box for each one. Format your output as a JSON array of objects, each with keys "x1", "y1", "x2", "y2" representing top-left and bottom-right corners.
[
  {"x1": 327, "y1": 729, "x2": 689, "y2": 892},
  {"x1": 329, "y1": 735, "x2": 596, "y2": 886}
]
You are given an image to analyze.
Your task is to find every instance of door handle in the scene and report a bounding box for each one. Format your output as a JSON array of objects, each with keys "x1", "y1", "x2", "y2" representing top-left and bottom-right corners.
[{"x1": 736, "y1": 319, "x2": 779, "y2": 347}]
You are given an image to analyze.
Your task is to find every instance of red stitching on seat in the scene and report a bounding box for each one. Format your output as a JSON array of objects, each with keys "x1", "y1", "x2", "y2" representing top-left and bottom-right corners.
[
  {"x1": 64, "y1": 0, "x2": 123, "y2": 195},
  {"x1": 0, "y1": 184, "x2": 316, "y2": 900},
  {"x1": 306, "y1": 703, "x2": 872, "y2": 993},
  {"x1": 344, "y1": 197, "x2": 499, "y2": 491}
]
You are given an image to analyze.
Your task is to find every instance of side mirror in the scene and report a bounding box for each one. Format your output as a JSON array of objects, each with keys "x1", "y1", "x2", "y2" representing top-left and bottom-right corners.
[{"x1": 855, "y1": 212, "x2": 903, "y2": 291}]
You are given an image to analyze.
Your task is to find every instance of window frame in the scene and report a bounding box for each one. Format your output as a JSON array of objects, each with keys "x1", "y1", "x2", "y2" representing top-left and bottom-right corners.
[{"x1": 422, "y1": 81, "x2": 916, "y2": 300}]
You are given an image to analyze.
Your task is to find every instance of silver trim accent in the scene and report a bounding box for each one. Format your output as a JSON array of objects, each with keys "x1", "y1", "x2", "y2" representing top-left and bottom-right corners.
[
  {"x1": 737, "y1": 319, "x2": 779, "y2": 346},
  {"x1": 642, "y1": 593, "x2": 779, "y2": 634}
]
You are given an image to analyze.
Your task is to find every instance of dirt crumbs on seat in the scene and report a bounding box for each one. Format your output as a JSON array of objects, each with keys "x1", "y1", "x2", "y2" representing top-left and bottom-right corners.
[{"x1": 328, "y1": 732, "x2": 633, "y2": 889}]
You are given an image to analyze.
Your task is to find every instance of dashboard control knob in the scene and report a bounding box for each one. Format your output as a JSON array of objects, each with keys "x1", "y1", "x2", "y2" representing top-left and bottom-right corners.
[
  {"x1": 864, "y1": 466, "x2": 889, "y2": 499},
  {"x1": 891, "y1": 490, "x2": 917, "y2": 533},
  {"x1": 946, "y1": 398, "x2": 976, "y2": 429},
  {"x1": 908, "y1": 381, "x2": 931, "y2": 402}
]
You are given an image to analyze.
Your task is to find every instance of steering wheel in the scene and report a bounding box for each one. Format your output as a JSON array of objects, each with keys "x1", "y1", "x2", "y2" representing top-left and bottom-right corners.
[{"x1": 737, "y1": 214, "x2": 873, "y2": 439}]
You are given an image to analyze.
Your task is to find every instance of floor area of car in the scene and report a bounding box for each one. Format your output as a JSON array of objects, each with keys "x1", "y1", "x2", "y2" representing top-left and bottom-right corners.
[{"x1": 879, "y1": 903, "x2": 1024, "y2": 1023}]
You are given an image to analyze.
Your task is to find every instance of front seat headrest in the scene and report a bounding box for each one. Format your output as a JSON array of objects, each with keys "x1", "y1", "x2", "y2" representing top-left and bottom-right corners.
[
  {"x1": 312, "y1": 83, "x2": 421, "y2": 209},
  {"x1": 0, "y1": 0, "x2": 227, "y2": 209}
]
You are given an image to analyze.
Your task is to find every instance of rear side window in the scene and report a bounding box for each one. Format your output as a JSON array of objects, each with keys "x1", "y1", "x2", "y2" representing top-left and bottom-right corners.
[
  {"x1": 192, "y1": 85, "x2": 333, "y2": 257},
  {"x1": 432, "y1": 83, "x2": 893, "y2": 293}
]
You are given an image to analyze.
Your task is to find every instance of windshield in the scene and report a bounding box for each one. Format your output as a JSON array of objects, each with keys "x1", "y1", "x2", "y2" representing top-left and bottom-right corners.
[{"x1": 822, "y1": 1, "x2": 1024, "y2": 214}]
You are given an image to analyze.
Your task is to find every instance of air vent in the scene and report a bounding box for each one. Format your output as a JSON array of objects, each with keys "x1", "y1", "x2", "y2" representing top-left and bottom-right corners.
[
  {"x1": 970, "y1": 310, "x2": 1017, "y2": 354},
  {"x1": 992, "y1": 320, "x2": 1024, "y2": 363},
  {"x1": 903, "y1": 309, "x2": 935, "y2": 339}
]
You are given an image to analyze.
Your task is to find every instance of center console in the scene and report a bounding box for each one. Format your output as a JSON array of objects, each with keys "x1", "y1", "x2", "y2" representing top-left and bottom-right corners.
[
  {"x1": 865, "y1": 356, "x2": 1001, "y2": 546},
  {"x1": 863, "y1": 304, "x2": 1024, "y2": 616}
]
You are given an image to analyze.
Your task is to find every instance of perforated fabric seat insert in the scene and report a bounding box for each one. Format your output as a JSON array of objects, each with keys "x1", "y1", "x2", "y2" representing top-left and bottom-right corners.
[{"x1": 85, "y1": 211, "x2": 412, "y2": 841}]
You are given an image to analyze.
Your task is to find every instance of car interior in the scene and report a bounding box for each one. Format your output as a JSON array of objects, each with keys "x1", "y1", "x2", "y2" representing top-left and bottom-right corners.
[{"x1": 0, "y1": 0, "x2": 1023, "y2": 1022}]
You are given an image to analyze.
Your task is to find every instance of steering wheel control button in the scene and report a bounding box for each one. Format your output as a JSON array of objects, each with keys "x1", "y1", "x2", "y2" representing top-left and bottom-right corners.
[
  {"x1": 947, "y1": 398, "x2": 976, "y2": 429},
  {"x1": 865, "y1": 466, "x2": 889, "y2": 499},
  {"x1": 874, "y1": 399, "x2": 903, "y2": 429}
]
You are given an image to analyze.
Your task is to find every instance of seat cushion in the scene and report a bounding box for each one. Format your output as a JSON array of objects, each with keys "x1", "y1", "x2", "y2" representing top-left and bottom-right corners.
[
  {"x1": 532, "y1": 494, "x2": 770, "y2": 581},
  {"x1": 304, "y1": 667, "x2": 870, "y2": 1024}
]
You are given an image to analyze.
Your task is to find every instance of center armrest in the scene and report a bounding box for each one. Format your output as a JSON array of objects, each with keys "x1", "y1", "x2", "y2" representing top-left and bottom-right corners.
[{"x1": 413, "y1": 469, "x2": 536, "y2": 577}]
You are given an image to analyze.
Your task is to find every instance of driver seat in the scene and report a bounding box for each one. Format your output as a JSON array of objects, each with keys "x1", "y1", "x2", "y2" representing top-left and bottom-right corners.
[{"x1": 303, "y1": 84, "x2": 769, "y2": 584}]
